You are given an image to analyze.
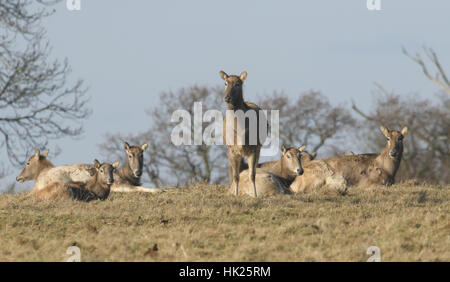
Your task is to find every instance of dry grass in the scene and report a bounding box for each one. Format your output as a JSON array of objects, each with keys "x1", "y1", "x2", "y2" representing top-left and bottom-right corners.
[{"x1": 0, "y1": 181, "x2": 448, "y2": 262}]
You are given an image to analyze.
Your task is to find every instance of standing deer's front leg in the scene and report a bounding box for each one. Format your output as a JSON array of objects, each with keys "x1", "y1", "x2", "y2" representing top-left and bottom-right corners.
[
  {"x1": 228, "y1": 152, "x2": 242, "y2": 196},
  {"x1": 248, "y1": 150, "x2": 260, "y2": 198}
]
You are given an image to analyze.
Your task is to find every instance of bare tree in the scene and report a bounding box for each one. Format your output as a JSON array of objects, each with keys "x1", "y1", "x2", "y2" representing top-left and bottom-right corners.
[
  {"x1": 257, "y1": 90, "x2": 355, "y2": 155},
  {"x1": 99, "y1": 86, "x2": 228, "y2": 187},
  {"x1": 0, "y1": 0, "x2": 90, "y2": 166},
  {"x1": 403, "y1": 46, "x2": 450, "y2": 95}
]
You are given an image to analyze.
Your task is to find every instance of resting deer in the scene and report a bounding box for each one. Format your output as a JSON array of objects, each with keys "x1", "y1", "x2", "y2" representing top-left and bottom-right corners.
[
  {"x1": 237, "y1": 145, "x2": 306, "y2": 197},
  {"x1": 108, "y1": 142, "x2": 162, "y2": 193},
  {"x1": 291, "y1": 126, "x2": 408, "y2": 192},
  {"x1": 16, "y1": 149, "x2": 95, "y2": 193},
  {"x1": 220, "y1": 70, "x2": 266, "y2": 197},
  {"x1": 289, "y1": 157, "x2": 347, "y2": 194},
  {"x1": 322, "y1": 126, "x2": 408, "y2": 188},
  {"x1": 33, "y1": 160, "x2": 120, "y2": 201}
]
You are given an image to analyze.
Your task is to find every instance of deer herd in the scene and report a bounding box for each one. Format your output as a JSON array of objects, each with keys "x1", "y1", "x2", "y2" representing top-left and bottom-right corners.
[{"x1": 14, "y1": 71, "x2": 408, "y2": 201}]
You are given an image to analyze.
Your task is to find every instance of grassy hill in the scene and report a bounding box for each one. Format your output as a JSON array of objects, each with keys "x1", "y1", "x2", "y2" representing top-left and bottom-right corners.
[{"x1": 0, "y1": 182, "x2": 448, "y2": 261}]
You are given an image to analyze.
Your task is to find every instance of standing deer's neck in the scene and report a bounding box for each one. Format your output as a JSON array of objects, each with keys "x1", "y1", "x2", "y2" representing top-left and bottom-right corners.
[
  {"x1": 375, "y1": 144, "x2": 402, "y2": 178},
  {"x1": 227, "y1": 90, "x2": 246, "y2": 111}
]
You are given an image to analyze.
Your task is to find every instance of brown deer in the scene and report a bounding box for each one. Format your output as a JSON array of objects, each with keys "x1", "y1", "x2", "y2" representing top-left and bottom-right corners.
[
  {"x1": 16, "y1": 149, "x2": 95, "y2": 193},
  {"x1": 33, "y1": 160, "x2": 120, "y2": 201},
  {"x1": 109, "y1": 142, "x2": 162, "y2": 193},
  {"x1": 291, "y1": 126, "x2": 408, "y2": 192},
  {"x1": 220, "y1": 70, "x2": 266, "y2": 197},
  {"x1": 322, "y1": 126, "x2": 408, "y2": 187},
  {"x1": 289, "y1": 158, "x2": 347, "y2": 194},
  {"x1": 237, "y1": 145, "x2": 306, "y2": 197}
]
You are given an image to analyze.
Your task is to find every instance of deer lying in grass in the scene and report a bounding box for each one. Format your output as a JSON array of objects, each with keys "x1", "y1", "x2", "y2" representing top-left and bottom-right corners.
[
  {"x1": 33, "y1": 160, "x2": 120, "y2": 201},
  {"x1": 289, "y1": 157, "x2": 347, "y2": 194},
  {"x1": 322, "y1": 126, "x2": 408, "y2": 188},
  {"x1": 220, "y1": 70, "x2": 266, "y2": 197},
  {"x1": 16, "y1": 149, "x2": 96, "y2": 193},
  {"x1": 237, "y1": 145, "x2": 306, "y2": 197},
  {"x1": 290, "y1": 126, "x2": 408, "y2": 192},
  {"x1": 109, "y1": 142, "x2": 163, "y2": 193}
]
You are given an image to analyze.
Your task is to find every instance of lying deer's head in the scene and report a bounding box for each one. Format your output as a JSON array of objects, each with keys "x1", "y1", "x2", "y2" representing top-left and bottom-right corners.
[
  {"x1": 124, "y1": 142, "x2": 148, "y2": 178},
  {"x1": 301, "y1": 151, "x2": 317, "y2": 163},
  {"x1": 380, "y1": 126, "x2": 408, "y2": 159},
  {"x1": 281, "y1": 144, "x2": 307, "y2": 177},
  {"x1": 93, "y1": 159, "x2": 120, "y2": 186},
  {"x1": 219, "y1": 70, "x2": 247, "y2": 106},
  {"x1": 16, "y1": 149, "x2": 50, "y2": 183}
]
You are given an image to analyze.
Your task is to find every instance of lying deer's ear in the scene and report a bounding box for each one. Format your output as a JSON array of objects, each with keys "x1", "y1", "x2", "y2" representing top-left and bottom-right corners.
[
  {"x1": 240, "y1": 71, "x2": 247, "y2": 81},
  {"x1": 112, "y1": 161, "x2": 120, "y2": 169},
  {"x1": 41, "y1": 149, "x2": 49, "y2": 158},
  {"x1": 124, "y1": 142, "x2": 130, "y2": 151},
  {"x1": 310, "y1": 152, "x2": 317, "y2": 159},
  {"x1": 376, "y1": 168, "x2": 382, "y2": 176},
  {"x1": 94, "y1": 159, "x2": 101, "y2": 169},
  {"x1": 281, "y1": 144, "x2": 287, "y2": 154},
  {"x1": 34, "y1": 149, "x2": 40, "y2": 158},
  {"x1": 380, "y1": 126, "x2": 390, "y2": 138},
  {"x1": 219, "y1": 70, "x2": 228, "y2": 81},
  {"x1": 298, "y1": 145, "x2": 307, "y2": 152},
  {"x1": 401, "y1": 126, "x2": 408, "y2": 136},
  {"x1": 141, "y1": 143, "x2": 148, "y2": 151}
]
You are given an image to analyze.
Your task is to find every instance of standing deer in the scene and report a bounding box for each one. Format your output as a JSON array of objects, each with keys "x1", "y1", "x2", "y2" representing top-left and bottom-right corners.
[
  {"x1": 237, "y1": 145, "x2": 306, "y2": 197},
  {"x1": 220, "y1": 70, "x2": 266, "y2": 197}
]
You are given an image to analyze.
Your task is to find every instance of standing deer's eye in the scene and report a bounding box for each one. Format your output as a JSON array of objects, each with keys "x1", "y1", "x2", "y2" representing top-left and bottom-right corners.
[
  {"x1": 26, "y1": 162, "x2": 30, "y2": 166},
  {"x1": 100, "y1": 169, "x2": 104, "y2": 173},
  {"x1": 128, "y1": 154, "x2": 132, "y2": 158},
  {"x1": 286, "y1": 154, "x2": 291, "y2": 159}
]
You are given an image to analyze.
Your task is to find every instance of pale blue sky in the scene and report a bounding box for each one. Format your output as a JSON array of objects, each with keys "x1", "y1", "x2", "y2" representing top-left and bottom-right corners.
[{"x1": 5, "y1": 0, "x2": 450, "y2": 190}]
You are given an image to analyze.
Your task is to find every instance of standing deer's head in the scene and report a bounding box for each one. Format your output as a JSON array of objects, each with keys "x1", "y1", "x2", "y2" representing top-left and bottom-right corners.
[
  {"x1": 219, "y1": 70, "x2": 247, "y2": 106},
  {"x1": 380, "y1": 126, "x2": 408, "y2": 159},
  {"x1": 281, "y1": 144, "x2": 307, "y2": 177},
  {"x1": 16, "y1": 149, "x2": 50, "y2": 183},
  {"x1": 124, "y1": 142, "x2": 148, "y2": 178}
]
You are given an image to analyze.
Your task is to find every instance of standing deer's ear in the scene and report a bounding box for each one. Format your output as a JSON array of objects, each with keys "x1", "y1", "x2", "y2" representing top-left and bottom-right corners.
[
  {"x1": 219, "y1": 70, "x2": 228, "y2": 81},
  {"x1": 376, "y1": 167, "x2": 382, "y2": 176},
  {"x1": 401, "y1": 126, "x2": 408, "y2": 136},
  {"x1": 94, "y1": 159, "x2": 101, "y2": 169},
  {"x1": 298, "y1": 145, "x2": 307, "y2": 152},
  {"x1": 124, "y1": 142, "x2": 130, "y2": 151},
  {"x1": 41, "y1": 149, "x2": 49, "y2": 158},
  {"x1": 380, "y1": 126, "x2": 390, "y2": 138},
  {"x1": 240, "y1": 71, "x2": 247, "y2": 81},
  {"x1": 281, "y1": 144, "x2": 287, "y2": 154},
  {"x1": 112, "y1": 161, "x2": 120, "y2": 169},
  {"x1": 310, "y1": 152, "x2": 317, "y2": 159},
  {"x1": 34, "y1": 149, "x2": 40, "y2": 158},
  {"x1": 141, "y1": 143, "x2": 148, "y2": 151}
]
